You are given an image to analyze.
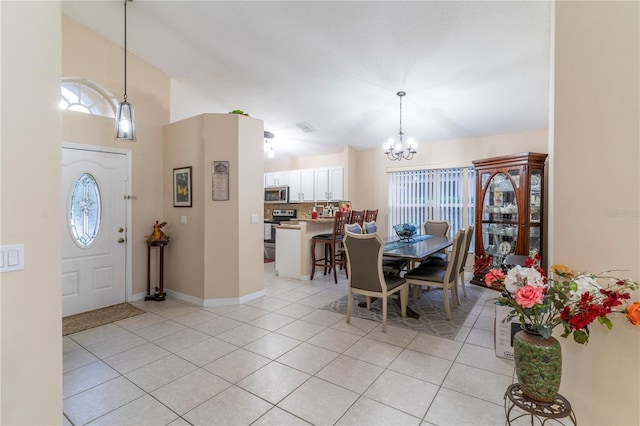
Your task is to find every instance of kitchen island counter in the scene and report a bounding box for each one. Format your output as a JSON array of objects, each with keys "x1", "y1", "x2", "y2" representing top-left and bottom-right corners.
[
  {"x1": 275, "y1": 220, "x2": 334, "y2": 279},
  {"x1": 290, "y1": 218, "x2": 336, "y2": 224}
]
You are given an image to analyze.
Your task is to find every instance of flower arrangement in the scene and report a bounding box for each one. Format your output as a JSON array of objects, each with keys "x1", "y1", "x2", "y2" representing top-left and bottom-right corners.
[{"x1": 484, "y1": 254, "x2": 640, "y2": 344}]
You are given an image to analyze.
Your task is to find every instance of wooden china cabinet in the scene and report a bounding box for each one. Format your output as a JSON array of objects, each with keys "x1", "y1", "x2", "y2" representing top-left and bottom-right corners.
[{"x1": 471, "y1": 152, "x2": 548, "y2": 285}]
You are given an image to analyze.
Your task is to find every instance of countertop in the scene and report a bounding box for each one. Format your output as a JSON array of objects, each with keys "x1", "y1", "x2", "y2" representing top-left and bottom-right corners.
[{"x1": 291, "y1": 218, "x2": 336, "y2": 224}]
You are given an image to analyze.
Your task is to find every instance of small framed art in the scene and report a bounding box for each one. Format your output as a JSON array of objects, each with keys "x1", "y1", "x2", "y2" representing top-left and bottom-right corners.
[
  {"x1": 173, "y1": 166, "x2": 192, "y2": 207},
  {"x1": 212, "y1": 161, "x2": 230, "y2": 201}
]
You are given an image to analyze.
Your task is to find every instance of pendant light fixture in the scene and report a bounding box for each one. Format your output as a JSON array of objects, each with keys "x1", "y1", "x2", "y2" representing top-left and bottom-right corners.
[
  {"x1": 264, "y1": 131, "x2": 275, "y2": 158},
  {"x1": 384, "y1": 91, "x2": 417, "y2": 161},
  {"x1": 115, "y1": 0, "x2": 136, "y2": 141}
]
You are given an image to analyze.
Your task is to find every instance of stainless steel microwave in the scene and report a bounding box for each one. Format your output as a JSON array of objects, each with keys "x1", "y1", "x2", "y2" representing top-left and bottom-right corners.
[{"x1": 264, "y1": 186, "x2": 289, "y2": 203}]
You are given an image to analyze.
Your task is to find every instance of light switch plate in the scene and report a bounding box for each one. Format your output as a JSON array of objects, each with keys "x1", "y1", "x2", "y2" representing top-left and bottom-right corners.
[
  {"x1": 1, "y1": 244, "x2": 24, "y2": 273},
  {"x1": 250, "y1": 214, "x2": 259, "y2": 224},
  {"x1": 181, "y1": 215, "x2": 187, "y2": 225}
]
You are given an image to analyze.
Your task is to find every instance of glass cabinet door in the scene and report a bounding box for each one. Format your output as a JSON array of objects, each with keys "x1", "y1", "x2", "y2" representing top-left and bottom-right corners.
[
  {"x1": 529, "y1": 169, "x2": 542, "y2": 256},
  {"x1": 482, "y1": 172, "x2": 519, "y2": 267}
]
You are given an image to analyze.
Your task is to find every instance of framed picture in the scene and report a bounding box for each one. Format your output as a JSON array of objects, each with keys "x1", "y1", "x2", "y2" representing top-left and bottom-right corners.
[
  {"x1": 212, "y1": 161, "x2": 230, "y2": 201},
  {"x1": 173, "y1": 166, "x2": 192, "y2": 207}
]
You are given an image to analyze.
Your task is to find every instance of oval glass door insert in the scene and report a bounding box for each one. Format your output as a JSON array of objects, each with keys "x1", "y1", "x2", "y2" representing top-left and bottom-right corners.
[{"x1": 70, "y1": 173, "x2": 102, "y2": 247}]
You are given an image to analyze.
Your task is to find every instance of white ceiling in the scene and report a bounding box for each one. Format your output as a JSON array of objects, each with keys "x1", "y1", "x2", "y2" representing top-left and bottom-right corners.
[{"x1": 62, "y1": 1, "x2": 551, "y2": 160}]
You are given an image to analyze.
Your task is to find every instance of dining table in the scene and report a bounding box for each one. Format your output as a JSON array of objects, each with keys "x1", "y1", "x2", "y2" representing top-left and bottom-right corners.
[
  {"x1": 382, "y1": 234, "x2": 452, "y2": 263},
  {"x1": 357, "y1": 234, "x2": 454, "y2": 319}
]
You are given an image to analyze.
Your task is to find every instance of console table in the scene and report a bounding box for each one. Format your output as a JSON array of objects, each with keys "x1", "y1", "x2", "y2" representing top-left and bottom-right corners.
[
  {"x1": 145, "y1": 240, "x2": 168, "y2": 301},
  {"x1": 504, "y1": 383, "x2": 577, "y2": 425}
]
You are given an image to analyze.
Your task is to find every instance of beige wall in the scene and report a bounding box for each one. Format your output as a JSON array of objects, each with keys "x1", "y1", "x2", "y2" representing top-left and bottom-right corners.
[
  {"x1": 1, "y1": 2, "x2": 63, "y2": 424},
  {"x1": 61, "y1": 15, "x2": 171, "y2": 297},
  {"x1": 553, "y1": 2, "x2": 639, "y2": 424},
  {"x1": 164, "y1": 114, "x2": 265, "y2": 303},
  {"x1": 163, "y1": 116, "x2": 206, "y2": 299},
  {"x1": 264, "y1": 129, "x2": 547, "y2": 234},
  {"x1": 356, "y1": 129, "x2": 549, "y2": 233}
]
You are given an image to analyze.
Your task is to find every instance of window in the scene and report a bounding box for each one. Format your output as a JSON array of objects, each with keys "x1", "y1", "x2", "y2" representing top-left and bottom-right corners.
[
  {"x1": 70, "y1": 173, "x2": 102, "y2": 248},
  {"x1": 388, "y1": 167, "x2": 476, "y2": 241},
  {"x1": 60, "y1": 78, "x2": 117, "y2": 118}
]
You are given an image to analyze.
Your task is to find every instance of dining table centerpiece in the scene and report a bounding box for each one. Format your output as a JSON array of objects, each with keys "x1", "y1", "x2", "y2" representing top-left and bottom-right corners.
[{"x1": 484, "y1": 255, "x2": 640, "y2": 402}]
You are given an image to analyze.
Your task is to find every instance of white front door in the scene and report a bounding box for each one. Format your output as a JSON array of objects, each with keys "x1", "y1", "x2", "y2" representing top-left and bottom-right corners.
[{"x1": 62, "y1": 147, "x2": 128, "y2": 317}]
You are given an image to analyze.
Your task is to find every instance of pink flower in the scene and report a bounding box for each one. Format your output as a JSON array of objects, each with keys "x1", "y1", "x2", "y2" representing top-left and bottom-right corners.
[
  {"x1": 514, "y1": 285, "x2": 544, "y2": 308},
  {"x1": 484, "y1": 268, "x2": 505, "y2": 287}
]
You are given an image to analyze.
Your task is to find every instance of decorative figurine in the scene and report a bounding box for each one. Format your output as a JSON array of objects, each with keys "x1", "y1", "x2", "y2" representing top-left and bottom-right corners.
[{"x1": 146, "y1": 220, "x2": 169, "y2": 242}]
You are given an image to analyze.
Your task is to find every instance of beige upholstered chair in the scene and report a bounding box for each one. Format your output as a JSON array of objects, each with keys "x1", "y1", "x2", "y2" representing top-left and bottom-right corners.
[
  {"x1": 422, "y1": 220, "x2": 451, "y2": 261},
  {"x1": 345, "y1": 222, "x2": 363, "y2": 235},
  {"x1": 403, "y1": 229, "x2": 465, "y2": 320},
  {"x1": 311, "y1": 211, "x2": 349, "y2": 284},
  {"x1": 420, "y1": 225, "x2": 474, "y2": 300},
  {"x1": 343, "y1": 233, "x2": 408, "y2": 332}
]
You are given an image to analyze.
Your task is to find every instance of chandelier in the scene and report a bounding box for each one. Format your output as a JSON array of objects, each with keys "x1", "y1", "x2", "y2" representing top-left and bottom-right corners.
[
  {"x1": 384, "y1": 91, "x2": 417, "y2": 161},
  {"x1": 264, "y1": 131, "x2": 275, "y2": 158},
  {"x1": 115, "y1": 0, "x2": 136, "y2": 141}
]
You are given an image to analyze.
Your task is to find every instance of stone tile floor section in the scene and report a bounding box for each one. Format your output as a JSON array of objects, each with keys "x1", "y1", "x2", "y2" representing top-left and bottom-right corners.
[{"x1": 63, "y1": 267, "x2": 526, "y2": 426}]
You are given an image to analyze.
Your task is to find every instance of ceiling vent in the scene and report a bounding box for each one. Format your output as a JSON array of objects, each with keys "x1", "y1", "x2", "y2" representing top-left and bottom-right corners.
[{"x1": 296, "y1": 122, "x2": 316, "y2": 133}]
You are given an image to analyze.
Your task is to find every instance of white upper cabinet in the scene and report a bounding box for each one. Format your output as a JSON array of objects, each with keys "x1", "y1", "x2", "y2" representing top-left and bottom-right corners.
[
  {"x1": 288, "y1": 169, "x2": 315, "y2": 202},
  {"x1": 315, "y1": 167, "x2": 343, "y2": 201},
  {"x1": 264, "y1": 171, "x2": 289, "y2": 187}
]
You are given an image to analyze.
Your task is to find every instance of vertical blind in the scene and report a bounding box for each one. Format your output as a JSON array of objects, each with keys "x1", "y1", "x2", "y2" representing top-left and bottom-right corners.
[{"x1": 388, "y1": 167, "x2": 476, "y2": 239}]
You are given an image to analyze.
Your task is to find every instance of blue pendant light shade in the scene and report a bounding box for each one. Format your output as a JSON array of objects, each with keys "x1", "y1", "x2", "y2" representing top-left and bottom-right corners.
[{"x1": 115, "y1": 0, "x2": 136, "y2": 141}]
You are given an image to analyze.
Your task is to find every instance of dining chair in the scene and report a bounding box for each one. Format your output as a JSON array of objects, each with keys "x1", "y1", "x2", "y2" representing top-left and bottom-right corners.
[
  {"x1": 345, "y1": 222, "x2": 363, "y2": 235},
  {"x1": 348, "y1": 210, "x2": 365, "y2": 227},
  {"x1": 422, "y1": 220, "x2": 451, "y2": 261},
  {"x1": 403, "y1": 228, "x2": 465, "y2": 320},
  {"x1": 420, "y1": 225, "x2": 474, "y2": 301},
  {"x1": 343, "y1": 232, "x2": 408, "y2": 333},
  {"x1": 363, "y1": 221, "x2": 377, "y2": 234},
  {"x1": 311, "y1": 211, "x2": 349, "y2": 284},
  {"x1": 364, "y1": 209, "x2": 378, "y2": 222}
]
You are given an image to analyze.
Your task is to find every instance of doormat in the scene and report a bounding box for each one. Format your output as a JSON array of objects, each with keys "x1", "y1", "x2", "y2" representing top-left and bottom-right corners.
[
  {"x1": 63, "y1": 303, "x2": 145, "y2": 336},
  {"x1": 264, "y1": 258, "x2": 275, "y2": 264},
  {"x1": 319, "y1": 284, "x2": 484, "y2": 340}
]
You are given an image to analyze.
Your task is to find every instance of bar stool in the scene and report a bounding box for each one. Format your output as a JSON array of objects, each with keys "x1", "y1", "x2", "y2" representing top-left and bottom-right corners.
[
  {"x1": 348, "y1": 210, "x2": 365, "y2": 227},
  {"x1": 364, "y1": 209, "x2": 378, "y2": 222},
  {"x1": 311, "y1": 211, "x2": 348, "y2": 284}
]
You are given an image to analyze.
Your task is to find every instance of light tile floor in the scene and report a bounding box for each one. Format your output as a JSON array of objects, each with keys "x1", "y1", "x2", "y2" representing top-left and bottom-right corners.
[{"x1": 63, "y1": 266, "x2": 524, "y2": 426}]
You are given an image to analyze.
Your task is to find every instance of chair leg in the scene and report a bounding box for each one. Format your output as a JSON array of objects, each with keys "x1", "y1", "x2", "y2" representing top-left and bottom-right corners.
[
  {"x1": 412, "y1": 284, "x2": 419, "y2": 300},
  {"x1": 346, "y1": 289, "x2": 353, "y2": 324},
  {"x1": 310, "y1": 240, "x2": 317, "y2": 280},
  {"x1": 459, "y1": 272, "x2": 467, "y2": 298},
  {"x1": 443, "y1": 286, "x2": 452, "y2": 320},
  {"x1": 400, "y1": 286, "x2": 408, "y2": 318},
  {"x1": 331, "y1": 243, "x2": 338, "y2": 284},
  {"x1": 381, "y1": 295, "x2": 388, "y2": 333},
  {"x1": 366, "y1": 296, "x2": 371, "y2": 309}
]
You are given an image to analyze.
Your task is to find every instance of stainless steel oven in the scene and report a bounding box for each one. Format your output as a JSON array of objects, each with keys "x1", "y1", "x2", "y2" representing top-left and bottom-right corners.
[
  {"x1": 264, "y1": 186, "x2": 289, "y2": 204},
  {"x1": 264, "y1": 209, "x2": 296, "y2": 259}
]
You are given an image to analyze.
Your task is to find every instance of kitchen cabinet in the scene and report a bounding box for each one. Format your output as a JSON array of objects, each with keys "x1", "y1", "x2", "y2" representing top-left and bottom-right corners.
[
  {"x1": 264, "y1": 171, "x2": 289, "y2": 187},
  {"x1": 314, "y1": 167, "x2": 343, "y2": 201},
  {"x1": 471, "y1": 152, "x2": 547, "y2": 283},
  {"x1": 289, "y1": 169, "x2": 315, "y2": 202}
]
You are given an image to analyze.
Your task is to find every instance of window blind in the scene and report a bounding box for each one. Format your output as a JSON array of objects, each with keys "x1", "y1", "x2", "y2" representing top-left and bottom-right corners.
[{"x1": 388, "y1": 167, "x2": 475, "y2": 240}]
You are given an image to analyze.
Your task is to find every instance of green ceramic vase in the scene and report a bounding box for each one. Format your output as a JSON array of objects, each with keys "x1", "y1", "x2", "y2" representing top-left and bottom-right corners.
[{"x1": 513, "y1": 329, "x2": 562, "y2": 403}]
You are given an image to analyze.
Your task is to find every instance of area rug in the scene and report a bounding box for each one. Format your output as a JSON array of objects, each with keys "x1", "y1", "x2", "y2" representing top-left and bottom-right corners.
[
  {"x1": 320, "y1": 283, "x2": 483, "y2": 340},
  {"x1": 264, "y1": 258, "x2": 275, "y2": 264},
  {"x1": 63, "y1": 303, "x2": 145, "y2": 336}
]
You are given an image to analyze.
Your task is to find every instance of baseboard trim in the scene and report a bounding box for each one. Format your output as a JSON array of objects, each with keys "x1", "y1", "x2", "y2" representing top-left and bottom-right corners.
[{"x1": 163, "y1": 288, "x2": 266, "y2": 307}]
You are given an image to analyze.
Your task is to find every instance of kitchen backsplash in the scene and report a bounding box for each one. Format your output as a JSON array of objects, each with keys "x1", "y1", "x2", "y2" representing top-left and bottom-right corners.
[{"x1": 264, "y1": 202, "x2": 346, "y2": 220}]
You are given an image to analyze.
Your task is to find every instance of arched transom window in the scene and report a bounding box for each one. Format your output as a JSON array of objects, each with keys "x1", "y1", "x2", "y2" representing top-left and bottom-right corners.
[{"x1": 60, "y1": 78, "x2": 117, "y2": 118}]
